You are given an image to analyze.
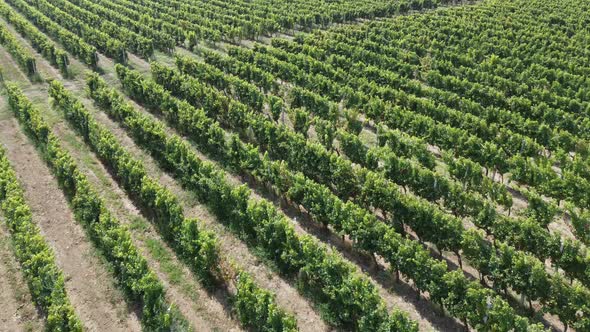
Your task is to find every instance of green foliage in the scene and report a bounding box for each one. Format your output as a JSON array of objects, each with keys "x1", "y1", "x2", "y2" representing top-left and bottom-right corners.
[
  {"x1": 5, "y1": 0, "x2": 97, "y2": 67},
  {"x1": 0, "y1": 23, "x2": 37, "y2": 76},
  {"x1": 235, "y1": 272, "x2": 298, "y2": 332},
  {"x1": 344, "y1": 109, "x2": 363, "y2": 135},
  {"x1": 568, "y1": 205, "x2": 590, "y2": 245},
  {"x1": 521, "y1": 189, "x2": 558, "y2": 228},
  {"x1": 220, "y1": 11, "x2": 590, "y2": 329},
  {"x1": 16, "y1": 0, "x2": 128, "y2": 63},
  {"x1": 176, "y1": 55, "x2": 265, "y2": 111},
  {"x1": 338, "y1": 129, "x2": 367, "y2": 165},
  {"x1": 112, "y1": 63, "x2": 553, "y2": 331},
  {"x1": 146, "y1": 49, "x2": 590, "y2": 329},
  {"x1": 288, "y1": 108, "x2": 311, "y2": 137},
  {"x1": 314, "y1": 118, "x2": 336, "y2": 150},
  {"x1": 268, "y1": 95, "x2": 284, "y2": 122}
]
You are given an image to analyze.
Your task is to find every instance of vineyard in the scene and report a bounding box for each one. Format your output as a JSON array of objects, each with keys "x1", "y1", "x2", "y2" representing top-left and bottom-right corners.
[{"x1": 0, "y1": 0, "x2": 588, "y2": 331}]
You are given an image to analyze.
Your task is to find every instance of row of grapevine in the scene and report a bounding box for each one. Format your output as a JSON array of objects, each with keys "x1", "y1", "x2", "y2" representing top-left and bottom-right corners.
[
  {"x1": 365, "y1": 5, "x2": 590, "y2": 108},
  {"x1": 116, "y1": 0, "x2": 248, "y2": 43},
  {"x1": 195, "y1": 49, "x2": 437, "y2": 171},
  {"x1": 75, "y1": 0, "x2": 225, "y2": 46},
  {"x1": 212, "y1": 43, "x2": 590, "y2": 307},
  {"x1": 17, "y1": 0, "x2": 127, "y2": 62},
  {"x1": 274, "y1": 8, "x2": 590, "y2": 176},
  {"x1": 199, "y1": 49, "x2": 277, "y2": 93},
  {"x1": 2, "y1": 0, "x2": 97, "y2": 67},
  {"x1": 200, "y1": 47, "x2": 590, "y2": 297},
  {"x1": 0, "y1": 23, "x2": 36, "y2": 76},
  {"x1": 1, "y1": 1, "x2": 586, "y2": 332},
  {"x1": 282, "y1": 32, "x2": 584, "y2": 150},
  {"x1": 49, "y1": 79, "x2": 298, "y2": 332},
  {"x1": 52, "y1": 0, "x2": 444, "y2": 45},
  {"x1": 338, "y1": 129, "x2": 590, "y2": 287},
  {"x1": 338, "y1": 130, "x2": 512, "y2": 212},
  {"x1": 157, "y1": 0, "x2": 440, "y2": 37},
  {"x1": 189, "y1": 50, "x2": 512, "y2": 210},
  {"x1": 227, "y1": 44, "x2": 516, "y2": 168},
  {"x1": 357, "y1": 3, "x2": 590, "y2": 92},
  {"x1": 175, "y1": 55, "x2": 266, "y2": 112},
  {"x1": 56, "y1": 0, "x2": 175, "y2": 52},
  {"x1": 103, "y1": 65, "x2": 421, "y2": 331},
  {"x1": 286, "y1": 25, "x2": 590, "y2": 184},
  {"x1": 0, "y1": 1, "x2": 68, "y2": 74},
  {"x1": 35, "y1": 0, "x2": 153, "y2": 59},
  {"x1": 196, "y1": 48, "x2": 508, "y2": 204},
  {"x1": 83, "y1": 0, "x2": 187, "y2": 46},
  {"x1": 272, "y1": 37, "x2": 565, "y2": 156},
  {"x1": 0, "y1": 89, "x2": 80, "y2": 330},
  {"x1": 5, "y1": 82, "x2": 186, "y2": 330}
]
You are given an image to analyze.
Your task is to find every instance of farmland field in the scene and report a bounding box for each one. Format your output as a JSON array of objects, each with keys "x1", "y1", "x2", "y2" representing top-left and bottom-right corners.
[{"x1": 0, "y1": 0, "x2": 589, "y2": 331}]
